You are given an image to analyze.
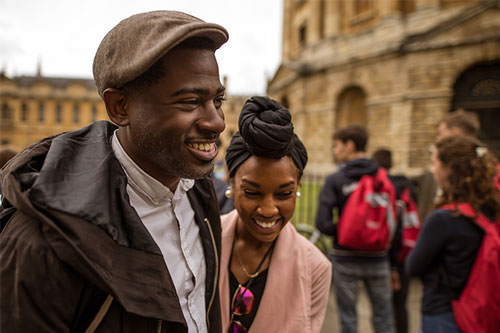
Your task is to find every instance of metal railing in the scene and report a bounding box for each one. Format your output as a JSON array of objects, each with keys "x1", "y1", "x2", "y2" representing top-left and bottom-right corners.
[
  {"x1": 291, "y1": 172, "x2": 328, "y2": 227},
  {"x1": 292, "y1": 172, "x2": 333, "y2": 256}
]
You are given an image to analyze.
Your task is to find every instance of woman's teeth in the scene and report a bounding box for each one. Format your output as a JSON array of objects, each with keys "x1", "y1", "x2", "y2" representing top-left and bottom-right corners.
[
  {"x1": 188, "y1": 143, "x2": 215, "y2": 152},
  {"x1": 255, "y1": 220, "x2": 278, "y2": 228}
]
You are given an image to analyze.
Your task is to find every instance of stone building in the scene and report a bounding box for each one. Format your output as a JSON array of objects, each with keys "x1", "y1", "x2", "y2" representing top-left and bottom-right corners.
[
  {"x1": 267, "y1": 0, "x2": 500, "y2": 175},
  {"x1": 0, "y1": 71, "x2": 107, "y2": 150}
]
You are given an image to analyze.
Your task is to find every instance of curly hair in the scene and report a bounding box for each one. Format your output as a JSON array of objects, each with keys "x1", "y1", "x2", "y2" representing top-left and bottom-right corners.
[{"x1": 434, "y1": 135, "x2": 500, "y2": 220}]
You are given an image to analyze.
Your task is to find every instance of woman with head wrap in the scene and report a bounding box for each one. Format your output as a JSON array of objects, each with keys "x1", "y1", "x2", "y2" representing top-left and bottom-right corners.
[{"x1": 219, "y1": 96, "x2": 332, "y2": 332}]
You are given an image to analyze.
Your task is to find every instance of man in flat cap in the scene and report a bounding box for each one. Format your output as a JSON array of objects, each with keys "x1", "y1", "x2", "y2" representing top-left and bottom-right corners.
[{"x1": 0, "y1": 11, "x2": 228, "y2": 332}]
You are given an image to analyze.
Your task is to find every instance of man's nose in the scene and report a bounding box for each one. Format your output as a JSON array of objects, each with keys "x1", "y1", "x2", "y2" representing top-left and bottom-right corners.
[{"x1": 199, "y1": 101, "x2": 225, "y2": 134}]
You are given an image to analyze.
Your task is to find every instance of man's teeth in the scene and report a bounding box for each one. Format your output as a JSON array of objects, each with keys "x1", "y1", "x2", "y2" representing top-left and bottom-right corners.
[
  {"x1": 188, "y1": 143, "x2": 215, "y2": 152},
  {"x1": 255, "y1": 220, "x2": 278, "y2": 228}
]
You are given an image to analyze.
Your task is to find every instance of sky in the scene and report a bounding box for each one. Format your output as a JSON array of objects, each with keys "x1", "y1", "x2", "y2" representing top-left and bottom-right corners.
[{"x1": 0, "y1": 0, "x2": 283, "y2": 95}]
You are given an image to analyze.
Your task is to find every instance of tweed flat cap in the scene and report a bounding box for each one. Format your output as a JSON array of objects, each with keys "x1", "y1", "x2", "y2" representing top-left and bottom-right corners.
[{"x1": 93, "y1": 10, "x2": 229, "y2": 97}]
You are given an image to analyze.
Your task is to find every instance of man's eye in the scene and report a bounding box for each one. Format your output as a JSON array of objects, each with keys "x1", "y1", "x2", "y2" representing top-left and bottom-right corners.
[
  {"x1": 180, "y1": 99, "x2": 199, "y2": 105},
  {"x1": 214, "y1": 96, "x2": 227, "y2": 108}
]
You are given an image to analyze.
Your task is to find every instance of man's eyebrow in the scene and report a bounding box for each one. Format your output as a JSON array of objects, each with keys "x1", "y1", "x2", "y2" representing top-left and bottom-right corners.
[{"x1": 172, "y1": 86, "x2": 225, "y2": 97}]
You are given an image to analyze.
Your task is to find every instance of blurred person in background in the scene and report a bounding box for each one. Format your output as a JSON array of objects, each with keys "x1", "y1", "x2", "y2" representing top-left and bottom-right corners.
[
  {"x1": 316, "y1": 125, "x2": 396, "y2": 333},
  {"x1": 211, "y1": 138, "x2": 234, "y2": 214},
  {"x1": 372, "y1": 148, "x2": 421, "y2": 333},
  {"x1": 406, "y1": 135, "x2": 500, "y2": 332},
  {"x1": 412, "y1": 109, "x2": 481, "y2": 222}
]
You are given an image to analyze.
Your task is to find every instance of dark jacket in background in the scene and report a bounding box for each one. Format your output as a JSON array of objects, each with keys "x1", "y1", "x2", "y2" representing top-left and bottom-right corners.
[
  {"x1": 405, "y1": 209, "x2": 484, "y2": 315},
  {"x1": 0, "y1": 121, "x2": 222, "y2": 332},
  {"x1": 211, "y1": 176, "x2": 234, "y2": 215}
]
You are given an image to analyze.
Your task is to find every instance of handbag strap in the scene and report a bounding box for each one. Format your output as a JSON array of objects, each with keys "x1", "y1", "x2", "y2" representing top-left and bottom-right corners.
[{"x1": 85, "y1": 294, "x2": 114, "y2": 333}]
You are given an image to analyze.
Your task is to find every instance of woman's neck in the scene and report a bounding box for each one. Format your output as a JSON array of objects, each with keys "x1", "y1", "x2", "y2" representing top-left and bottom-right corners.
[{"x1": 230, "y1": 219, "x2": 276, "y2": 284}]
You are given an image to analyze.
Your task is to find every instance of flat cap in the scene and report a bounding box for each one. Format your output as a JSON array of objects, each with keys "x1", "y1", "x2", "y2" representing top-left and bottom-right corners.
[{"x1": 93, "y1": 10, "x2": 229, "y2": 97}]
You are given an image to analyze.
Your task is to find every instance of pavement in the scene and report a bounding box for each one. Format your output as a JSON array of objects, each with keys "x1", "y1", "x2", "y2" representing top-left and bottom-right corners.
[{"x1": 321, "y1": 278, "x2": 423, "y2": 333}]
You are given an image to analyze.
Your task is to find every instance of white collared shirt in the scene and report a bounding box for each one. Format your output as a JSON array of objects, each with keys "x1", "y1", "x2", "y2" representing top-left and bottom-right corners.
[{"x1": 111, "y1": 132, "x2": 207, "y2": 332}]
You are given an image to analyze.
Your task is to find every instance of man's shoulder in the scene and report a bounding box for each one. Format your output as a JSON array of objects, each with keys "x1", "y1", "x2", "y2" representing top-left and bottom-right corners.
[{"x1": 1, "y1": 209, "x2": 52, "y2": 253}]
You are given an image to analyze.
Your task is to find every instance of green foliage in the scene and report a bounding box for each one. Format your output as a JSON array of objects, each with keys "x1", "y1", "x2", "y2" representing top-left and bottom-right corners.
[{"x1": 291, "y1": 180, "x2": 323, "y2": 227}]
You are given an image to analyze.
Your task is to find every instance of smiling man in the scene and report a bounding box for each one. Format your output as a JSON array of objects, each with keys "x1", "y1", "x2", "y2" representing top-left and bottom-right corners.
[{"x1": 0, "y1": 11, "x2": 228, "y2": 332}]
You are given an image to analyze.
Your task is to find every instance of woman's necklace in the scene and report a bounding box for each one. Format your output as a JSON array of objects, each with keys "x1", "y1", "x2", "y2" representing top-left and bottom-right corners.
[
  {"x1": 235, "y1": 240, "x2": 260, "y2": 278},
  {"x1": 234, "y1": 228, "x2": 275, "y2": 279}
]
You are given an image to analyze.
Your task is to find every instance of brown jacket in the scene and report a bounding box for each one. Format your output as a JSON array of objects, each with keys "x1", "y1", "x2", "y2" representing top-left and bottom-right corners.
[{"x1": 0, "y1": 121, "x2": 222, "y2": 332}]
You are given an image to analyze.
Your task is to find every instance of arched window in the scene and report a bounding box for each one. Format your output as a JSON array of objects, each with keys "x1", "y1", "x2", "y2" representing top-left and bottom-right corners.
[
  {"x1": 452, "y1": 62, "x2": 500, "y2": 157},
  {"x1": 335, "y1": 86, "x2": 367, "y2": 129}
]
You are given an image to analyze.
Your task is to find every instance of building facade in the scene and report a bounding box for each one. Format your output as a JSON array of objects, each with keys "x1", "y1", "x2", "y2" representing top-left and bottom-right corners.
[
  {"x1": 267, "y1": 0, "x2": 500, "y2": 175},
  {"x1": 0, "y1": 73, "x2": 108, "y2": 151}
]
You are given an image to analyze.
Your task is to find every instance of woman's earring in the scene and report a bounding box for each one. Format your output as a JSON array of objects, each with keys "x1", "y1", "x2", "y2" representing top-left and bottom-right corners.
[
  {"x1": 296, "y1": 191, "x2": 301, "y2": 198},
  {"x1": 225, "y1": 187, "x2": 233, "y2": 198}
]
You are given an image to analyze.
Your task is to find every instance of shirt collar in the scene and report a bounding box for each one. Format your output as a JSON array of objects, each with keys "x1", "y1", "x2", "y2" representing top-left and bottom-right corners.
[{"x1": 111, "y1": 131, "x2": 194, "y2": 205}]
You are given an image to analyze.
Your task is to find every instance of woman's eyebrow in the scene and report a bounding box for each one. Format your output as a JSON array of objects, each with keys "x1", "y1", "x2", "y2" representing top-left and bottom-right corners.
[
  {"x1": 242, "y1": 179, "x2": 260, "y2": 188},
  {"x1": 279, "y1": 181, "x2": 295, "y2": 188}
]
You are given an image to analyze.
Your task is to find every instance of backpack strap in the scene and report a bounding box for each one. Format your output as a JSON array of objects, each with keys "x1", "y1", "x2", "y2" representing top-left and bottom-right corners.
[
  {"x1": 441, "y1": 203, "x2": 498, "y2": 233},
  {"x1": 437, "y1": 203, "x2": 499, "y2": 300},
  {"x1": 85, "y1": 294, "x2": 114, "y2": 333}
]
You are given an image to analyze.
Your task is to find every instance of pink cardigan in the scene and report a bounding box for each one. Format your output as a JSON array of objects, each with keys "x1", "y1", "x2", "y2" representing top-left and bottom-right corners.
[{"x1": 219, "y1": 210, "x2": 332, "y2": 333}]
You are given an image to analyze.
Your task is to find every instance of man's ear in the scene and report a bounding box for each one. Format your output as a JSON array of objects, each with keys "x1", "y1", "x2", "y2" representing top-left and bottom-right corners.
[
  {"x1": 346, "y1": 139, "x2": 356, "y2": 153},
  {"x1": 103, "y1": 88, "x2": 129, "y2": 126}
]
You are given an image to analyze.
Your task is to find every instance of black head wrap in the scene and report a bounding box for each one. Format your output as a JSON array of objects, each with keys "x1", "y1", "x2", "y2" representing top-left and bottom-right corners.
[{"x1": 225, "y1": 96, "x2": 308, "y2": 178}]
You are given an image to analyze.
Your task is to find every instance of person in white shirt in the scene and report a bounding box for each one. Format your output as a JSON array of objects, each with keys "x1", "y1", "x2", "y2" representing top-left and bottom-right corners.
[{"x1": 0, "y1": 10, "x2": 228, "y2": 332}]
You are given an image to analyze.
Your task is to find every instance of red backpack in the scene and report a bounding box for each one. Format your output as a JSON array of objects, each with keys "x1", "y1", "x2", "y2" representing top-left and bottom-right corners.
[
  {"x1": 397, "y1": 187, "x2": 421, "y2": 264},
  {"x1": 494, "y1": 163, "x2": 500, "y2": 193},
  {"x1": 441, "y1": 203, "x2": 500, "y2": 333},
  {"x1": 337, "y1": 168, "x2": 397, "y2": 251}
]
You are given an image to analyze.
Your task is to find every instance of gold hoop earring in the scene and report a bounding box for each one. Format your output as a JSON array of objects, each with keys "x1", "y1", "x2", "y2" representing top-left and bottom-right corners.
[{"x1": 225, "y1": 187, "x2": 233, "y2": 198}]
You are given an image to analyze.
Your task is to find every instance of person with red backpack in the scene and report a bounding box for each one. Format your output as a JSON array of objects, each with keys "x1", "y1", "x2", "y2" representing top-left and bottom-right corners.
[
  {"x1": 316, "y1": 125, "x2": 397, "y2": 333},
  {"x1": 406, "y1": 135, "x2": 500, "y2": 333},
  {"x1": 372, "y1": 148, "x2": 421, "y2": 333}
]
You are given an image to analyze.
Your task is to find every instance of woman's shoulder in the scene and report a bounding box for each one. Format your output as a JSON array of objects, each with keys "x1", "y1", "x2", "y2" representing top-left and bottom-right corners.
[
  {"x1": 427, "y1": 208, "x2": 454, "y2": 220},
  {"x1": 425, "y1": 207, "x2": 460, "y2": 224},
  {"x1": 284, "y1": 224, "x2": 331, "y2": 268},
  {"x1": 424, "y1": 207, "x2": 480, "y2": 231},
  {"x1": 220, "y1": 209, "x2": 238, "y2": 236}
]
